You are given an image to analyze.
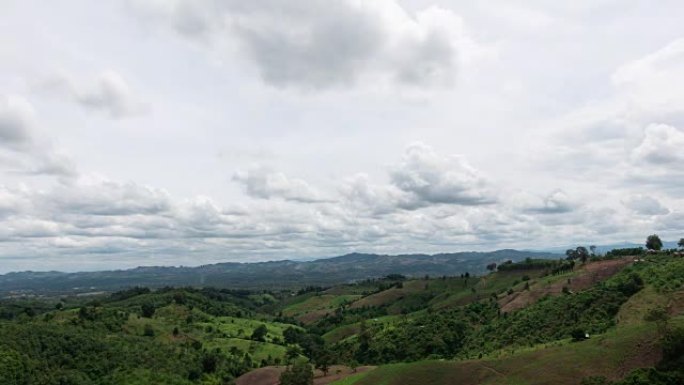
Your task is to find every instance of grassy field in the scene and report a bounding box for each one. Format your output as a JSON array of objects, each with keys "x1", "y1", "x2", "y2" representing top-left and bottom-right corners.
[{"x1": 338, "y1": 321, "x2": 664, "y2": 385}]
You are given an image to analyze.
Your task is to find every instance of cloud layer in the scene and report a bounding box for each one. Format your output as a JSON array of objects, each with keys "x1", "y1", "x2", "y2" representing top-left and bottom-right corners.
[{"x1": 0, "y1": 1, "x2": 683, "y2": 272}]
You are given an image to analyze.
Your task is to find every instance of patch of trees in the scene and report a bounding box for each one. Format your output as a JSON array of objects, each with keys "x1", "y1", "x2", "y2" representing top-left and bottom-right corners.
[
  {"x1": 280, "y1": 361, "x2": 314, "y2": 385},
  {"x1": 605, "y1": 247, "x2": 645, "y2": 258},
  {"x1": 646, "y1": 234, "x2": 663, "y2": 251},
  {"x1": 335, "y1": 266, "x2": 645, "y2": 365},
  {"x1": 497, "y1": 258, "x2": 558, "y2": 271}
]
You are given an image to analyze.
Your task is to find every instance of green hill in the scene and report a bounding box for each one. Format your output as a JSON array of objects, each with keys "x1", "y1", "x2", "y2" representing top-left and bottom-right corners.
[{"x1": 1, "y1": 248, "x2": 683, "y2": 385}]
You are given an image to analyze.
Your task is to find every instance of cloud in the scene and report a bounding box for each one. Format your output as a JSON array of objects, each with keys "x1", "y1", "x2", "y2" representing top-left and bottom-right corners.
[
  {"x1": 338, "y1": 173, "x2": 414, "y2": 215},
  {"x1": 233, "y1": 167, "x2": 324, "y2": 203},
  {"x1": 45, "y1": 176, "x2": 172, "y2": 216},
  {"x1": 129, "y1": 0, "x2": 481, "y2": 89},
  {"x1": 517, "y1": 190, "x2": 576, "y2": 214},
  {"x1": 612, "y1": 38, "x2": 684, "y2": 116},
  {"x1": 0, "y1": 95, "x2": 77, "y2": 177},
  {"x1": 622, "y1": 194, "x2": 670, "y2": 216},
  {"x1": 390, "y1": 142, "x2": 496, "y2": 206},
  {"x1": 40, "y1": 70, "x2": 147, "y2": 118},
  {"x1": 631, "y1": 123, "x2": 684, "y2": 165},
  {"x1": 0, "y1": 95, "x2": 34, "y2": 148},
  {"x1": 74, "y1": 71, "x2": 147, "y2": 118}
]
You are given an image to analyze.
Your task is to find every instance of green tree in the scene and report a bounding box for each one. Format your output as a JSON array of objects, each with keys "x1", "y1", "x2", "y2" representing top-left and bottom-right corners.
[
  {"x1": 646, "y1": 234, "x2": 663, "y2": 251},
  {"x1": 576, "y1": 246, "x2": 590, "y2": 263},
  {"x1": 314, "y1": 348, "x2": 334, "y2": 377},
  {"x1": 251, "y1": 324, "x2": 268, "y2": 342},
  {"x1": 141, "y1": 303, "x2": 155, "y2": 318},
  {"x1": 286, "y1": 346, "x2": 303, "y2": 364},
  {"x1": 143, "y1": 324, "x2": 155, "y2": 337},
  {"x1": 280, "y1": 361, "x2": 313, "y2": 385},
  {"x1": 0, "y1": 348, "x2": 26, "y2": 384},
  {"x1": 678, "y1": 238, "x2": 684, "y2": 249}
]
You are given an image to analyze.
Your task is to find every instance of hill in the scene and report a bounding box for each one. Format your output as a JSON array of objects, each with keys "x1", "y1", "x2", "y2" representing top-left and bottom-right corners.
[
  {"x1": 1, "y1": 247, "x2": 683, "y2": 385},
  {"x1": 0, "y1": 249, "x2": 558, "y2": 295}
]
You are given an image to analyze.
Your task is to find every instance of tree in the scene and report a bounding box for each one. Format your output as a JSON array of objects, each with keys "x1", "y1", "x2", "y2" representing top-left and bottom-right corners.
[
  {"x1": 280, "y1": 361, "x2": 313, "y2": 385},
  {"x1": 141, "y1": 303, "x2": 155, "y2": 318},
  {"x1": 284, "y1": 327, "x2": 304, "y2": 345},
  {"x1": 565, "y1": 249, "x2": 577, "y2": 260},
  {"x1": 678, "y1": 238, "x2": 684, "y2": 249},
  {"x1": 646, "y1": 234, "x2": 663, "y2": 251},
  {"x1": 314, "y1": 348, "x2": 334, "y2": 377},
  {"x1": 589, "y1": 245, "x2": 597, "y2": 256},
  {"x1": 251, "y1": 324, "x2": 268, "y2": 342},
  {"x1": 286, "y1": 346, "x2": 303, "y2": 364},
  {"x1": 486, "y1": 263, "x2": 497, "y2": 272},
  {"x1": 0, "y1": 348, "x2": 27, "y2": 384},
  {"x1": 575, "y1": 246, "x2": 589, "y2": 263},
  {"x1": 143, "y1": 324, "x2": 155, "y2": 337},
  {"x1": 348, "y1": 359, "x2": 359, "y2": 373},
  {"x1": 571, "y1": 328, "x2": 587, "y2": 341}
]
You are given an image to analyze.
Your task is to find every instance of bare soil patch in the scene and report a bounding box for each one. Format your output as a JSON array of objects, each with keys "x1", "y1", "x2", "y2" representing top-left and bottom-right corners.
[
  {"x1": 499, "y1": 258, "x2": 633, "y2": 313},
  {"x1": 236, "y1": 365, "x2": 375, "y2": 385}
]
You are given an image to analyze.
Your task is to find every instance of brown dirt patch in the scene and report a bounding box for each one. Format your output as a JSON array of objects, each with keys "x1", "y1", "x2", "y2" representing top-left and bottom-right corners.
[
  {"x1": 350, "y1": 288, "x2": 405, "y2": 309},
  {"x1": 296, "y1": 309, "x2": 333, "y2": 325},
  {"x1": 499, "y1": 258, "x2": 633, "y2": 313},
  {"x1": 236, "y1": 365, "x2": 375, "y2": 385},
  {"x1": 313, "y1": 365, "x2": 375, "y2": 385},
  {"x1": 668, "y1": 289, "x2": 684, "y2": 316},
  {"x1": 235, "y1": 366, "x2": 285, "y2": 385}
]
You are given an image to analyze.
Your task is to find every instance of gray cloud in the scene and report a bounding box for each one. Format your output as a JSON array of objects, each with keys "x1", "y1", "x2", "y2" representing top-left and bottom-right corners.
[
  {"x1": 45, "y1": 178, "x2": 172, "y2": 216},
  {"x1": 129, "y1": 0, "x2": 477, "y2": 89},
  {"x1": 520, "y1": 190, "x2": 575, "y2": 214},
  {"x1": 233, "y1": 167, "x2": 325, "y2": 203},
  {"x1": 0, "y1": 96, "x2": 34, "y2": 148},
  {"x1": 622, "y1": 194, "x2": 670, "y2": 216}
]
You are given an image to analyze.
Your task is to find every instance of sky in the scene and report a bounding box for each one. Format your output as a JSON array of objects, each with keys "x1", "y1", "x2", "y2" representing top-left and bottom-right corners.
[{"x1": 1, "y1": 0, "x2": 684, "y2": 272}]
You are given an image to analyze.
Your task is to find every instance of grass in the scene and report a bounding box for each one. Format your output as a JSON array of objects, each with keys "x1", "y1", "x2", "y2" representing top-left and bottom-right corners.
[
  {"x1": 283, "y1": 294, "x2": 361, "y2": 317},
  {"x1": 348, "y1": 321, "x2": 662, "y2": 385},
  {"x1": 204, "y1": 338, "x2": 288, "y2": 362},
  {"x1": 329, "y1": 371, "x2": 371, "y2": 385}
]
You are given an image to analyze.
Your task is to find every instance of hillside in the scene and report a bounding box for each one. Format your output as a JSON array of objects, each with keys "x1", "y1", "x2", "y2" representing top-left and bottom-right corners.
[
  {"x1": 0, "y1": 249, "x2": 557, "y2": 295},
  {"x1": 1, "y1": 248, "x2": 683, "y2": 385}
]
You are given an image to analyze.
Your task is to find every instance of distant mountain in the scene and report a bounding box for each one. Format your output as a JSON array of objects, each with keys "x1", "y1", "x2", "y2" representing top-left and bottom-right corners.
[{"x1": 0, "y1": 249, "x2": 558, "y2": 295}]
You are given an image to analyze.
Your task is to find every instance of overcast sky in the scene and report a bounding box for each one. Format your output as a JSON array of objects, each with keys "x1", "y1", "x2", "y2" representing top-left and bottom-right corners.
[{"x1": 1, "y1": 1, "x2": 683, "y2": 272}]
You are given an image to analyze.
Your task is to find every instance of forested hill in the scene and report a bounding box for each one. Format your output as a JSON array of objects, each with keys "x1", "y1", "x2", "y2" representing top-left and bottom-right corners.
[{"x1": 0, "y1": 249, "x2": 557, "y2": 295}]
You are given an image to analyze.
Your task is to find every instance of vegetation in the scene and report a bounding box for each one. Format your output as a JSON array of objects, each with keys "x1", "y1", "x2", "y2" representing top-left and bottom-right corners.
[
  {"x1": 0, "y1": 239, "x2": 682, "y2": 384},
  {"x1": 646, "y1": 234, "x2": 664, "y2": 251}
]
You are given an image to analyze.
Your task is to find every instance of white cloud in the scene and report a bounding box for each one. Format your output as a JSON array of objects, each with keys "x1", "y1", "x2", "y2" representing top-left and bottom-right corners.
[
  {"x1": 41, "y1": 71, "x2": 147, "y2": 118},
  {"x1": 232, "y1": 167, "x2": 324, "y2": 203},
  {"x1": 2, "y1": 1, "x2": 684, "y2": 272},
  {"x1": 612, "y1": 38, "x2": 684, "y2": 117},
  {"x1": 0, "y1": 95, "x2": 76, "y2": 177},
  {"x1": 631, "y1": 123, "x2": 684, "y2": 165},
  {"x1": 390, "y1": 142, "x2": 496, "y2": 206}
]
